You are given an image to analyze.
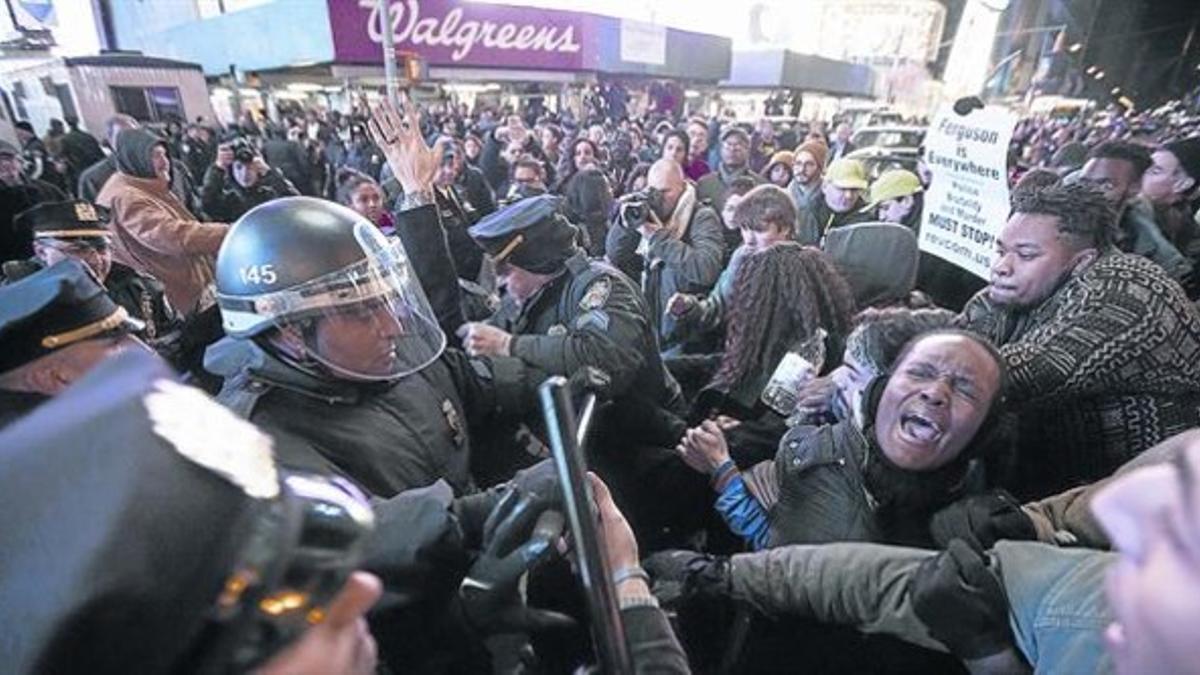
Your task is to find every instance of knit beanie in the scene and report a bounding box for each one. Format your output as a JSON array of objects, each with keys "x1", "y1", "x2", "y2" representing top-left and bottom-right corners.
[{"x1": 795, "y1": 140, "x2": 828, "y2": 168}]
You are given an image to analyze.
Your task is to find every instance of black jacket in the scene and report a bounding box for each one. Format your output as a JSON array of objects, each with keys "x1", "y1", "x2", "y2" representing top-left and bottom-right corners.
[
  {"x1": 200, "y1": 165, "x2": 300, "y2": 222},
  {"x1": 0, "y1": 178, "x2": 65, "y2": 261},
  {"x1": 205, "y1": 334, "x2": 543, "y2": 498},
  {"x1": 262, "y1": 138, "x2": 313, "y2": 196}
]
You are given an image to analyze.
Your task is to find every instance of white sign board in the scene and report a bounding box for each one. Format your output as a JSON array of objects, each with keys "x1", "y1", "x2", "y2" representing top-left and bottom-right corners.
[
  {"x1": 918, "y1": 105, "x2": 1016, "y2": 279},
  {"x1": 620, "y1": 20, "x2": 666, "y2": 66}
]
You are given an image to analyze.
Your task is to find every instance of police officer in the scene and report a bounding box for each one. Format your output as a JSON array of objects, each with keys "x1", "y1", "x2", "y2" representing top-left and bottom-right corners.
[
  {"x1": 0, "y1": 259, "x2": 146, "y2": 428},
  {"x1": 206, "y1": 195, "x2": 552, "y2": 498},
  {"x1": 201, "y1": 137, "x2": 301, "y2": 222},
  {"x1": 368, "y1": 102, "x2": 682, "y2": 424},
  {"x1": 370, "y1": 99, "x2": 707, "y2": 544},
  {"x1": 0, "y1": 349, "x2": 382, "y2": 674},
  {"x1": 3, "y1": 200, "x2": 181, "y2": 347}
]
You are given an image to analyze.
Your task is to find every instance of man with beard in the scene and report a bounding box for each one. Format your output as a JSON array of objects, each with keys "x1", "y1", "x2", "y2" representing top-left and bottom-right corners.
[
  {"x1": 796, "y1": 158, "x2": 872, "y2": 245},
  {"x1": 1073, "y1": 141, "x2": 1194, "y2": 285},
  {"x1": 79, "y1": 114, "x2": 200, "y2": 215},
  {"x1": 959, "y1": 182, "x2": 1200, "y2": 498},
  {"x1": 696, "y1": 127, "x2": 763, "y2": 213},
  {"x1": 96, "y1": 128, "x2": 229, "y2": 320},
  {"x1": 787, "y1": 140, "x2": 827, "y2": 225}
]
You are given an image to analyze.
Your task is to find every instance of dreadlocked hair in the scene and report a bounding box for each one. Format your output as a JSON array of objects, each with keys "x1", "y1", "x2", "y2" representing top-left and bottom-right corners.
[
  {"x1": 1010, "y1": 182, "x2": 1117, "y2": 249},
  {"x1": 711, "y1": 242, "x2": 857, "y2": 394}
]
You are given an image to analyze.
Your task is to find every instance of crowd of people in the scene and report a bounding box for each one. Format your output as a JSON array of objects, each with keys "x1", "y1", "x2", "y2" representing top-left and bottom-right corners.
[{"x1": 2, "y1": 81, "x2": 1200, "y2": 674}]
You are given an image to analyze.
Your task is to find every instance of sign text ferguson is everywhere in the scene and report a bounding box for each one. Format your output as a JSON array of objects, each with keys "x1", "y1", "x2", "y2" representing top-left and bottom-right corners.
[{"x1": 918, "y1": 105, "x2": 1017, "y2": 279}]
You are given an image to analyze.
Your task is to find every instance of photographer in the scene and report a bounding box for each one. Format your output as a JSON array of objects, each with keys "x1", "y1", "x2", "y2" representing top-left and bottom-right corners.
[
  {"x1": 201, "y1": 138, "x2": 300, "y2": 222},
  {"x1": 606, "y1": 158, "x2": 725, "y2": 353}
]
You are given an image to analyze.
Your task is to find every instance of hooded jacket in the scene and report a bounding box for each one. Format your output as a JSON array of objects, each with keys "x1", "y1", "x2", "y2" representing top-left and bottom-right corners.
[
  {"x1": 97, "y1": 129, "x2": 229, "y2": 316},
  {"x1": 824, "y1": 222, "x2": 919, "y2": 308}
]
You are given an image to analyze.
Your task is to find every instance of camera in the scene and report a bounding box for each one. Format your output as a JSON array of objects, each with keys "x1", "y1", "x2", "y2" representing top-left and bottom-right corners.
[
  {"x1": 230, "y1": 138, "x2": 257, "y2": 164},
  {"x1": 619, "y1": 188, "x2": 664, "y2": 227}
]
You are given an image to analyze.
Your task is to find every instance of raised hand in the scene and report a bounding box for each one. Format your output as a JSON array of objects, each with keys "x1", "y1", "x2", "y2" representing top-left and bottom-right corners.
[{"x1": 367, "y1": 92, "x2": 449, "y2": 196}]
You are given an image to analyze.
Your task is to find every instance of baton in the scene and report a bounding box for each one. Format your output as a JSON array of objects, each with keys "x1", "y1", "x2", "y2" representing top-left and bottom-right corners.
[{"x1": 538, "y1": 376, "x2": 632, "y2": 675}]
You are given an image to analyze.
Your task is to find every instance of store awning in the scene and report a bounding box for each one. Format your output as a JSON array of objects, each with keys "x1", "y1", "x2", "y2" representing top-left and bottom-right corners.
[{"x1": 724, "y1": 49, "x2": 875, "y2": 98}]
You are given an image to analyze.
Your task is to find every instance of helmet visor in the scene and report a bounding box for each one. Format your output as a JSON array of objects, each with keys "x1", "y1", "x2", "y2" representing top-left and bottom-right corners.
[{"x1": 256, "y1": 223, "x2": 445, "y2": 381}]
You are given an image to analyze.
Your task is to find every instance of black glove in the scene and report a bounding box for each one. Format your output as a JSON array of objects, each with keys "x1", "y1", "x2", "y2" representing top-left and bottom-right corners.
[
  {"x1": 459, "y1": 489, "x2": 574, "y2": 635},
  {"x1": 362, "y1": 481, "x2": 470, "y2": 601},
  {"x1": 453, "y1": 460, "x2": 561, "y2": 549},
  {"x1": 912, "y1": 539, "x2": 1013, "y2": 660},
  {"x1": 930, "y1": 489, "x2": 1037, "y2": 552},
  {"x1": 569, "y1": 365, "x2": 613, "y2": 403},
  {"x1": 643, "y1": 550, "x2": 731, "y2": 607}
]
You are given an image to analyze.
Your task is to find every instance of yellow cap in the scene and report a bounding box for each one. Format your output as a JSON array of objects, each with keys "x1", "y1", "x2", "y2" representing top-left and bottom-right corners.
[
  {"x1": 865, "y1": 169, "x2": 923, "y2": 210},
  {"x1": 825, "y1": 159, "x2": 869, "y2": 190}
]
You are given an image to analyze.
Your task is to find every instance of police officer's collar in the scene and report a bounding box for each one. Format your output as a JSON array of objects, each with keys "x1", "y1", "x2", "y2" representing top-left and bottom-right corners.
[
  {"x1": 564, "y1": 250, "x2": 590, "y2": 276},
  {"x1": 207, "y1": 337, "x2": 373, "y2": 405}
]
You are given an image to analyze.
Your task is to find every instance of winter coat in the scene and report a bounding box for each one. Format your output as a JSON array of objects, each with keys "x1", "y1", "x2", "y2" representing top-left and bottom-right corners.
[
  {"x1": 96, "y1": 129, "x2": 228, "y2": 316},
  {"x1": 958, "y1": 250, "x2": 1200, "y2": 497},
  {"x1": 606, "y1": 197, "x2": 726, "y2": 352},
  {"x1": 823, "y1": 222, "x2": 919, "y2": 308}
]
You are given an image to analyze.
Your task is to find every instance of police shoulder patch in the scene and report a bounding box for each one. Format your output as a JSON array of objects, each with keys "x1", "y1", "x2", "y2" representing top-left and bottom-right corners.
[
  {"x1": 548, "y1": 324, "x2": 568, "y2": 336},
  {"x1": 579, "y1": 277, "x2": 611, "y2": 311}
]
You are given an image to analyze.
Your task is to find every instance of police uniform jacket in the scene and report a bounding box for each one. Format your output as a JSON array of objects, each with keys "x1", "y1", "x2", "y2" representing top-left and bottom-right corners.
[
  {"x1": 396, "y1": 204, "x2": 684, "y2": 418},
  {"x1": 205, "y1": 336, "x2": 540, "y2": 498}
]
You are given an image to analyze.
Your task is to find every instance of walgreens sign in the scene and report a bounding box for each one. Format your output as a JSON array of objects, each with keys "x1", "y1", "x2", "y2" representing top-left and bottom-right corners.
[{"x1": 327, "y1": 0, "x2": 591, "y2": 70}]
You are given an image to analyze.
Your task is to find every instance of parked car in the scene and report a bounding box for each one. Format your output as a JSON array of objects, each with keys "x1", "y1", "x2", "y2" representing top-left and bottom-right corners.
[{"x1": 845, "y1": 125, "x2": 926, "y2": 180}]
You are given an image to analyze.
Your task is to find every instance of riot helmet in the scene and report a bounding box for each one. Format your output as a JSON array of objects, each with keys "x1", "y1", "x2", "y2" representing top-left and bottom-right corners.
[{"x1": 216, "y1": 196, "x2": 445, "y2": 381}]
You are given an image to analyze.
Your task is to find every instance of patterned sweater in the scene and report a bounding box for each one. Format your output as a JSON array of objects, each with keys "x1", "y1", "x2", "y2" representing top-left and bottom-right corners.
[{"x1": 959, "y1": 251, "x2": 1200, "y2": 498}]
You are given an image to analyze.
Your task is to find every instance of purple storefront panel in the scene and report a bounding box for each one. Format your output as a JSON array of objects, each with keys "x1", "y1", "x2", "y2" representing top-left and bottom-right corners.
[{"x1": 326, "y1": 0, "x2": 598, "y2": 70}]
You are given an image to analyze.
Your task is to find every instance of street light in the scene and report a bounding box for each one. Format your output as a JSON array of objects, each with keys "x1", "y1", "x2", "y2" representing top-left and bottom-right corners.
[
  {"x1": 1068, "y1": 42, "x2": 1082, "y2": 53},
  {"x1": 1095, "y1": 70, "x2": 1106, "y2": 80},
  {"x1": 1111, "y1": 87, "x2": 1121, "y2": 95},
  {"x1": 1086, "y1": 65, "x2": 1098, "y2": 75}
]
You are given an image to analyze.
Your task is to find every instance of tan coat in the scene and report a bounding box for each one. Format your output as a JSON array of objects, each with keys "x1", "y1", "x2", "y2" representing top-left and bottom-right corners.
[{"x1": 96, "y1": 173, "x2": 228, "y2": 316}]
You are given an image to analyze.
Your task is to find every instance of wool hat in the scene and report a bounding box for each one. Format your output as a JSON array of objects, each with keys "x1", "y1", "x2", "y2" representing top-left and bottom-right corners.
[{"x1": 794, "y1": 140, "x2": 829, "y2": 168}]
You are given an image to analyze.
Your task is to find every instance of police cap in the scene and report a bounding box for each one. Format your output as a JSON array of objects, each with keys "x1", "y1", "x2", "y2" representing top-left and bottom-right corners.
[
  {"x1": 0, "y1": 350, "x2": 373, "y2": 672},
  {"x1": 0, "y1": 259, "x2": 143, "y2": 374},
  {"x1": 17, "y1": 199, "x2": 111, "y2": 246},
  {"x1": 467, "y1": 194, "x2": 579, "y2": 274}
]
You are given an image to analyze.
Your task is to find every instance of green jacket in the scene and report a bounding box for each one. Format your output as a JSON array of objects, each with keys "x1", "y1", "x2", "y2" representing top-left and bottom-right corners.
[{"x1": 730, "y1": 540, "x2": 1113, "y2": 674}]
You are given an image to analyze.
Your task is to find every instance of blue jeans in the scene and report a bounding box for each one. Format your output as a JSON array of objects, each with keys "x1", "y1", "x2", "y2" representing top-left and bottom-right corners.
[{"x1": 994, "y1": 541, "x2": 1114, "y2": 674}]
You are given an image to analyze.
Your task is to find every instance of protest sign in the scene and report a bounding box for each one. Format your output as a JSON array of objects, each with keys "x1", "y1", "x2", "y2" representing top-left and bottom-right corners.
[{"x1": 918, "y1": 105, "x2": 1017, "y2": 279}]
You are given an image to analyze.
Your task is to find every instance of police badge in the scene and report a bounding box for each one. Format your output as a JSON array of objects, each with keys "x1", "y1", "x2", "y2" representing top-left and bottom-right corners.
[{"x1": 441, "y1": 399, "x2": 465, "y2": 447}]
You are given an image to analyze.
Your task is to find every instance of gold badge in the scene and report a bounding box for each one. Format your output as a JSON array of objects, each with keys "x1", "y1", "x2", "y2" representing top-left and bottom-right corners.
[
  {"x1": 579, "y1": 278, "x2": 611, "y2": 311},
  {"x1": 442, "y1": 399, "x2": 465, "y2": 447},
  {"x1": 74, "y1": 202, "x2": 99, "y2": 222}
]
